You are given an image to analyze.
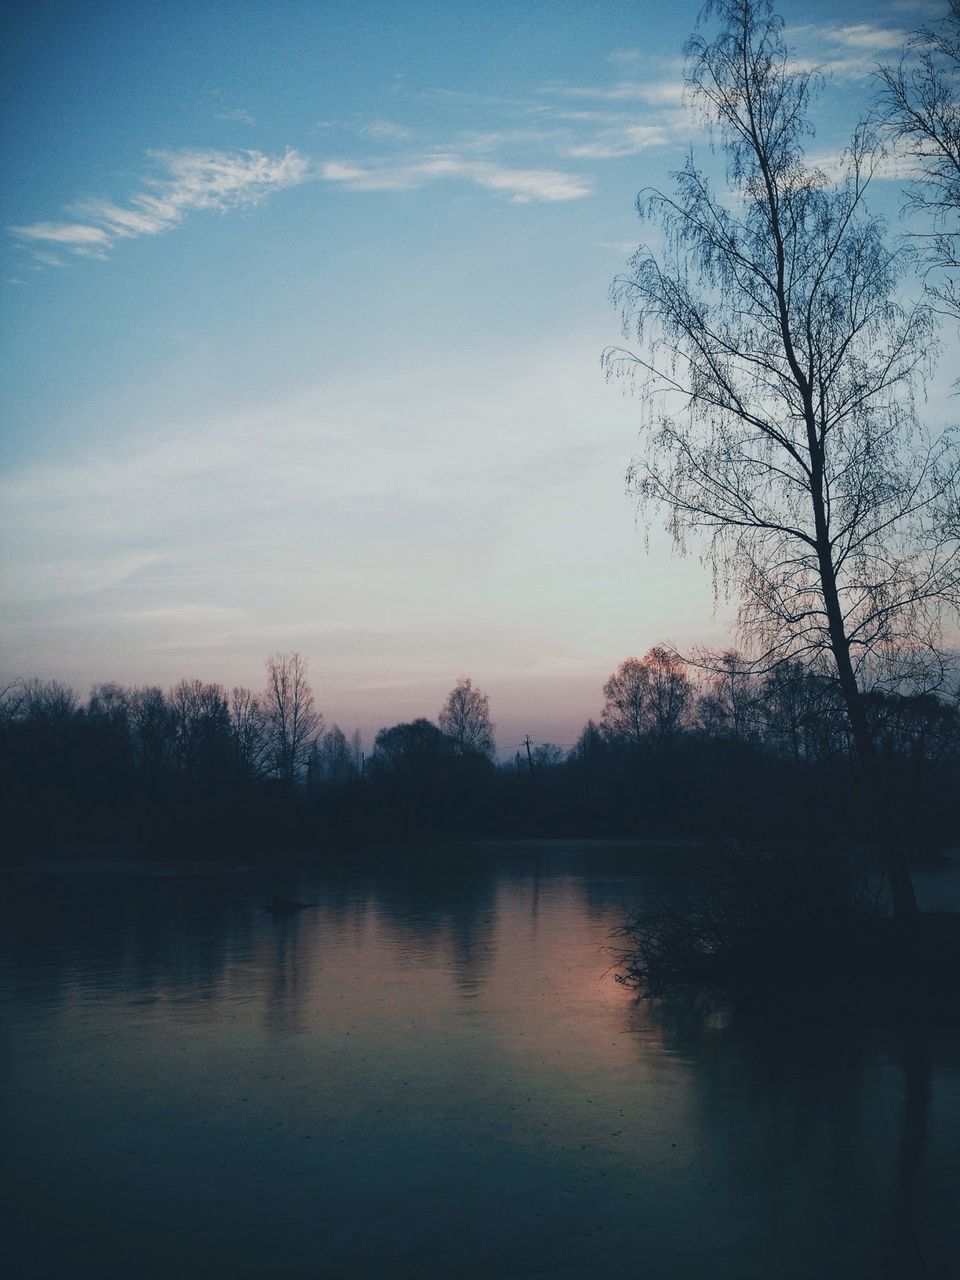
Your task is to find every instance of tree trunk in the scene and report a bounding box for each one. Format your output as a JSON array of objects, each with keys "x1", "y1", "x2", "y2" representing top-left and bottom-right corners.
[
  {"x1": 836, "y1": 659, "x2": 920, "y2": 925},
  {"x1": 815, "y1": 530, "x2": 920, "y2": 924},
  {"x1": 766, "y1": 156, "x2": 920, "y2": 923}
]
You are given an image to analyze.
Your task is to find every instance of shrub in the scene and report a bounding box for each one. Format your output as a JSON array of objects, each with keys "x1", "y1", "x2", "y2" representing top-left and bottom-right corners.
[{"x1": 616, "y1": 845, "x2": 891, "y2": 998}]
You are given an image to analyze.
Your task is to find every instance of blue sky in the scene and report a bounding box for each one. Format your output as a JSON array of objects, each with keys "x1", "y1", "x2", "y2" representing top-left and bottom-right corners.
[{"x1": 1, "y1": 0, "x2": 953, "y2": 749}]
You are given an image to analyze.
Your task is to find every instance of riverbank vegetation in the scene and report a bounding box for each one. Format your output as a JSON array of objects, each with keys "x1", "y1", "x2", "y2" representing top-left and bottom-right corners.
[
  {"x1": 616, "y1": 845, "x2": 960, "y2": 1012},
  {"x1": 2, "y1": 647, "x2": 958, "y2": 863}
]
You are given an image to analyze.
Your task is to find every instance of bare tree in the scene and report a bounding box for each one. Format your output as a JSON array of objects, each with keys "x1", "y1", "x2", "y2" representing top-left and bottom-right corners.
[
  {"x1": 0, "y1": 680, "x2": 25, "y2": 728},
  {"x1": 129, "y1": 686, "x2": 172, "y2": 782},
  {"x1": 753, "y1": 660, "x2": 837, "y2": 763},
  {"x1": 5, "y1": 679, "x2": 79, "y2": 783},
  {"x1": 878, "y1": 2, "x2": 960, "y2": 322},
  {"x1": 315, "y1": 724, "x2": 357, "y2": 784},
  {"x1": 229, "y1": 686, "x2": 270, "y2": 783},
  {"x1": 644, "y1": 646, "x2": 693, "y2": 740},
  {"x1": 264, "y1": 652, "x2": 322, "y2": 784},
  {"x1": 602, "y1": 648, "x2": 692, "y2": 746},
  {"x1": 438, "y1": 677, "x2": 495, "y2": 758},
  {"x1": 21, "y1": 678, "x2": 78, "y2": 724},
  {"x1": 601, "y1": 657, "x2": 650, "y2": 749},
  {"x1": 87, "y1": 683, "x2": 132, "y2": 772},
  {"x1": 604, "y1": 0, "x2": 960, "y2": 920},
  {"x1": 88, "y1": 682, "x2": 130, "y2": 725},
  {"x1": 169, "y1": 679, "x2": 231, "y2": 786},
  {"x1": 697, "y1": 650, "x2": 758, "y2": 742},
  {"x1": 532, "y1": 742, "x2": 565, "y2": 768}
]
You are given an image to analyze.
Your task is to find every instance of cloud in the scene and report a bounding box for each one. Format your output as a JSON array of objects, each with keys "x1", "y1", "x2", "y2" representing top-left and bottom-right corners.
[
  {"x1": 9, "y1": 148, "x2": 309, "y2": 261},
  {"x1": 541, "y1": 79, "x2": 667, "y2": 103},
  {"x1": 214, "y1": 107, "x2": 256, "y2": 124},
  {"x1": 806, "y1": 142, "x2": 921, "y2": 184},
  {"x1": 564, "y1": 123, "x2": 673, "y2": 159},
  {"x1": 534, "y1": 78, "x2": 689, "y2": 140},
  {"x1": 321, "y1": 154, "x2": 591, "y2": 202},
  {"x1": 785, "y1": 20, "x2": 909, "y2": 79},
  {"x1": 10, "y1": 129, "x2": 594, "y2": 271},
  {"x1": 634, "y1": 80, "x2": 687, "y2": 107},
  {"x1": 826, "y1": 23, "x2": 909, "y2": 51},
  {"x1": 360, "y1": 120, "x2": 414, "y2": 141},
  {"x1": 9, "y1": 221, "x2": 111, "y2": 248},
  {"x1": 538, "y1": 74, "x2": 686, "y2": 109},
  {"x1": 467, "y1": 164, "x2": 592, "y2": 202},
  {"x1": 26, "y1": 250, "x2": 66, "y2": 268}
]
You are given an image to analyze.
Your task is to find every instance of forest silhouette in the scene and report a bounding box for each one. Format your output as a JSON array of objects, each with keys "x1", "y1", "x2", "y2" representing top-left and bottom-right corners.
[{"x1": 3, "y1": 648, "x2": 957, "y2": 861}]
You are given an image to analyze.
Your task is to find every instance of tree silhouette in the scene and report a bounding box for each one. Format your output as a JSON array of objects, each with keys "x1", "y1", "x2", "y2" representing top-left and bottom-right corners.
[
  {"x1": 644, "y1": 646, "x2": 692, "y2": 741},
  {"x1": 601, "y1": 657, "x2": 650, "y2": 750},
  {"x1": 602, "y1": 649, "x2": 692, "y2": 746},
  {"x1": 438, "y1": 677, "x2": 495, "y2": 758},
  {"x1": 314, "y1": 724, "x2": 358, "y2": 785},
  {"x1": 372, "y1": 718, "x2": 456, "y2": 782},
  {"x1": 264, "y1": 653, "x2": 322, "y2": 785},
  {"x1": 229, "y1": 686, "x2": 271, "y2": 783},
  {"x1": 605, "y1": 0, "x2": 960, "y2": 920},
  {"x1": 878, "y1": 2, "x2": 960, "y2": 323}
]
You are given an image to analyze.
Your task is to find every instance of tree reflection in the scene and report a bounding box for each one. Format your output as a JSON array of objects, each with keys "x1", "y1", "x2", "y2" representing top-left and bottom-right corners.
[{"x1": 628, "y1": 998, "x2": 955, "y2": 1279}]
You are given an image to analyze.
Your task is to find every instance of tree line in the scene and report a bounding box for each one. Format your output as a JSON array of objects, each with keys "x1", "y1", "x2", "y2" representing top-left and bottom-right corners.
[{"x1": 2, "y1": 647, "x2": 957, "y2": 857}]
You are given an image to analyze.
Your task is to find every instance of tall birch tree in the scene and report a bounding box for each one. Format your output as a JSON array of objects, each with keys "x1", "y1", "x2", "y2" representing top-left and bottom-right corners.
[{"x1": 605, "y1": 0, "x2": 960, "y2": 920}]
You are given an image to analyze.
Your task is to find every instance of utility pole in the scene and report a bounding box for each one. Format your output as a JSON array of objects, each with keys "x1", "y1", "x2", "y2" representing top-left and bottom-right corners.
[{"x1": 523, "y1": 735, "x2": 534, "y2": 775}]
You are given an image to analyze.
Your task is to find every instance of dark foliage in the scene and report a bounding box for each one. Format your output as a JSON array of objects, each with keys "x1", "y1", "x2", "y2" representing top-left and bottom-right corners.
[
  {"x1": 616, "y1": 842, "x2": 960, "y2": 1009},
  {"x1": 616, "y1": 845, "x2": 889, "y2": 997},
  {"x1": 1, "y1": 657, "x2": 958, "y2": 860}
]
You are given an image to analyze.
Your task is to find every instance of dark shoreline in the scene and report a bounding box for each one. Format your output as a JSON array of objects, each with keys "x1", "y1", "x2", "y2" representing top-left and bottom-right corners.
[{"x1": 5, "y1": 839, "x2": 960, "y2": 1023}]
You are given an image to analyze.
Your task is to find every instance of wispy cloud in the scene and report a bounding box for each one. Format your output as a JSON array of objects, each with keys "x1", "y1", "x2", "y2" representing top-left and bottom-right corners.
[
  {"x1": 786, "y1": 20, "x2": 909, "y2": 79},
  {"x1": 10, "y1": 147, "x2": 308, "y2": 261},
  {"x1": 825, "y1": 23, "x2": 909, "y2": 51},
  {"x1": 563, "y1": 123, "x2": 674, "y2": 160},
  {"x1": 214, "y1": 107, "x2": 256, "y2": 125},
  {"x1": 8, "y1": 221, "x2": 112, "y2": 255},
  {"x1": 28, "y1": 250, "x2": 67, "y2": 268},
  {"x1": 540, "y1": 78, "x2": 685, "y2": 105},
  {"x1": 360, "y1": 119, "x2": 414, "y2": 142},
  {"x1": 600, "y1": 22, "x2": 911, "y2": 100},
  {"x1": 609, "y1": 22, "x2": 911, "y2": 91},
  {"x1": 806, "y1": 141, "x2": 921, "y2": 184},
  {"x1": 7, "y1": 58, "x2": 695, "y2": 269},
  {"x1": 321, "y1": 154, "x2": 591, "y2": 202}
]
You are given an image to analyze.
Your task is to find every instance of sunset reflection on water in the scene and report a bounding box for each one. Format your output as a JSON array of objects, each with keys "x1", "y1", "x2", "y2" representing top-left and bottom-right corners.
[{"x1": 3, "y1": 844, "x2": 959, "y2": 1279}]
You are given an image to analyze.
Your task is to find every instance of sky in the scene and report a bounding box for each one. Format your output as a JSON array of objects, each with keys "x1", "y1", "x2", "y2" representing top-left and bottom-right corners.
[{"x1": 1, "y1": 0, "x2": 954, "y2": 751}]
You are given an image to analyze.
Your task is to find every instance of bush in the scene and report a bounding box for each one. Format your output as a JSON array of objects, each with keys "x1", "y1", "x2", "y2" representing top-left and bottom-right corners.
[{"x1": 616, "y1": 845, "x2": 891, "y2": 998}]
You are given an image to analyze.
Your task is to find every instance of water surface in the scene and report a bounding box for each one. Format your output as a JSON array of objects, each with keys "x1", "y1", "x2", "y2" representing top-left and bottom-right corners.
[{"x1": 2, "y1": 843, "x2": 959, "y2": 1278}]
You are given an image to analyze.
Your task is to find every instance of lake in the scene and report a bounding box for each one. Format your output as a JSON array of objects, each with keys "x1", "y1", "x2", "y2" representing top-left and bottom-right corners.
[{"x1": 2, "y1": 842, "x2": 959, "y2": 1278}]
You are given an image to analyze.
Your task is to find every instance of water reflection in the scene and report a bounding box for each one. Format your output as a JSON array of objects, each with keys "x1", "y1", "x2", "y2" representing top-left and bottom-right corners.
[
  {"x1": 637, "y1": 999, "x2": 959, "y2": 1279},
  {"x1": 2, "y1": 845, "x2": 958, "y2": 1279}
]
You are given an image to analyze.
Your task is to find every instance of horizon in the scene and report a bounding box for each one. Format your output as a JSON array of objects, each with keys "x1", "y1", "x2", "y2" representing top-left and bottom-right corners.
[{"x1": 2, "y1": 0, "x2": 956, "y2": 747}]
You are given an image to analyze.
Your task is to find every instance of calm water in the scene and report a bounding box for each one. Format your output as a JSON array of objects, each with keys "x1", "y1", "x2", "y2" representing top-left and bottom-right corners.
[{"x1": 2, "y1": 842, "x2": 959, "y2": 1279}]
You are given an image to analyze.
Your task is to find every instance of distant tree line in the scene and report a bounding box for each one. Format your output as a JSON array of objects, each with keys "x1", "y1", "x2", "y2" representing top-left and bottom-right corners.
[{"x1": 2, "y1": 648, "x2": 957, "y2": 859}]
